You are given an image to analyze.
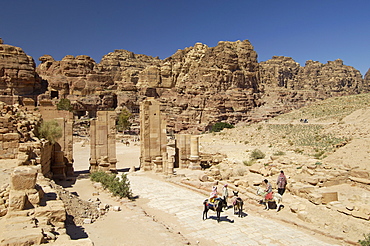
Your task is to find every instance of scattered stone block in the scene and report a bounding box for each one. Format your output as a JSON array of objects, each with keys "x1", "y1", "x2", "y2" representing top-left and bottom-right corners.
[
  {"x1": 1, "y1": 228, "x2": 44, "y2": 246},
  {"x1": 34, "y1": 200, "x2": 66, "y2": 223},
  {"x1": 112, "y1": 206, "x2": 121, "y2": 211},
  {"x1": 351, "y1": 210, "x2": 370, "y2": 220},
  {"x1": 297, "y1": 211, "x2": 312, "y2": 223},
  {"x1": 198, "y1": 174, "x2": 209, "y2": 182},
  {"x1": 350, "y1": 169, "x2": 369, "y2": 179},
  {"x1": 321, "y1": 192, "x2": 338, "y2": 204},
  {"x1": 8, "y1": 190, "x2": 26, "y2": 210},
  {"x1": 83, "y1": 218, "x2": 92, "y2": 224},
  {"x1": 349, "y1": 176, "x2": 370, "y2": 185},
  {"x1": 305, "y1": 177, "x2": 319, "y2": 186},
  {"x1": 308, "y1": 192, "x2": 322, "y2": 205},
  {"x1": 11, "y1": 166, "x2": 37, "y2": 190}
]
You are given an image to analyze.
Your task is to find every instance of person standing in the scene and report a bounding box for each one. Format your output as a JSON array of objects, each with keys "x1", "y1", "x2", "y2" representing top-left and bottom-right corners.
[
  {"x1": 222, "y1": 184, "x2": 229, "y2": 209},
  {"x1": 277, "y1": 170, "x2": 287, "y2": 195}
]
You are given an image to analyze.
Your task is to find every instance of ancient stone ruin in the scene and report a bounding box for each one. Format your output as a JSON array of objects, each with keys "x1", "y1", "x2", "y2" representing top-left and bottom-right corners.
[
  {"x1": 139, "y1": 98, "x2": 169, "y2": 172},
  {"x1": 89, "y1": 111, "x2": 117, "y2": 172}
]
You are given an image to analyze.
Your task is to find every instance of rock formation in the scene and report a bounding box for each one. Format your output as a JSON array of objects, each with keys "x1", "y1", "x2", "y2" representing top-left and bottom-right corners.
[
  {"x1": 255, "y1": 56, "x2": 368, "y2": 120},
  {"x1": 2, "y1": 39, "x2": 369, "y2": 133},
  {"x1": 0, "y1": 40, "x2": 43, "y2": 105},
  {"x1": 365, "y1": 68, "x2": 370, "y2": 87}
]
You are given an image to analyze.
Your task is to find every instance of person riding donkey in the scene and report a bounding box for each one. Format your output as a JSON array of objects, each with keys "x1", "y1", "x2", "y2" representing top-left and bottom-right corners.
[
  {"x1": 263, "y1": 179, "x2": 273, "y2": 201},
  {"x1": 209, "y1": 186, "x2": 218, "y2": 203}
]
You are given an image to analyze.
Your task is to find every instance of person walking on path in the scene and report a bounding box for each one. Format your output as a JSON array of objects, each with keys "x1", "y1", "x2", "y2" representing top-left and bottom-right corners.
[
  {"x1": 222, "y1": 184, "x2": 229, "y2": 209},
  {"x1": 277, "y1": 170, "x2": 287, "y2": 195}
]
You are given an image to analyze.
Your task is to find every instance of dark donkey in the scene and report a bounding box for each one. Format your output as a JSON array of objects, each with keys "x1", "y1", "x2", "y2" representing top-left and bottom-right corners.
[
  {"x1": 203, "y1": 197, "x2": 225, "y2": 222},
  {"x1": 232, "y1": 191, "x2": 244, "y2": 217}
]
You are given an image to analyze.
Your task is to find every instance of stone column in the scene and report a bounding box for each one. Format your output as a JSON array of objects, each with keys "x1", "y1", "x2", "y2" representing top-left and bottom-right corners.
[
  {"x1": 89, "y1": 119, "x2": 98, "y2": 172},
  {"x1": 107, "y1": 112, "x2": 117, "y2": 172},
  {"x1": 140, "y1": 98, "x2": 167, "y2": 172},
  {"x1": 176, "y1": 134, "x2": 191, "y2": 169},
  {"x1": 89, "y1": 111, "x2": 117, "y2": 173},
  {"x1": 189, "y1": 135, "x2": 201, "y2": 170}
]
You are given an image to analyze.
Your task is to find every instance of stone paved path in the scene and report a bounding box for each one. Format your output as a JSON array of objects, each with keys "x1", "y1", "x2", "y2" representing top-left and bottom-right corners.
[{"x1": 128, "y1": 172, "x2": 341, "y2": 246}]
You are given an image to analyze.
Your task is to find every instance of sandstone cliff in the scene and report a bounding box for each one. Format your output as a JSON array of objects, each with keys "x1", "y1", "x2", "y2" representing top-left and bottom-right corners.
[
  {"x1": 2, "y1": 38, "x2": 369, "y2": 133},
  {"x1": 0, "y1": 39, "x2": 43, "y2": 103},
  {"x1": 254, "y1": 56, "x2": 368, "y2": 120}
]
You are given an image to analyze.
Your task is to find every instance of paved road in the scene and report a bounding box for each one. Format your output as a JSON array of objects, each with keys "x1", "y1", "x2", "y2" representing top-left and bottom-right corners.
[{"x1": 128, "y1": 172, "x2": 341, "y2": 246}]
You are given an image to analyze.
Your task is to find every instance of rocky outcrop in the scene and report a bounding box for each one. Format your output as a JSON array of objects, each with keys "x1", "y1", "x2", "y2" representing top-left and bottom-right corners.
[
  {"x1": 0, "y1": 40, "x2": 43, "y2": 103},
  {"x1": 254, "y1": 56, "x2": 368, "y2": 120},
  {"x1": 365, "y1": 68, "x2": 370, "y2": 87},
  {"x1": 155, "y1": 40, "x2": 260, "y2": 132}
]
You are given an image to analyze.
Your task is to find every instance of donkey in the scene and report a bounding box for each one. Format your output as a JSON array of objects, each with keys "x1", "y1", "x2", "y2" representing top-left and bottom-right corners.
[
  {"x1": 232, "y1": 191, "x2": 244, "y2": 217},
  {"x1": 203, "y1": 197, "x2": 226, "y2": 222},
  {"x1": 256, "y1": 187, "x2": 283, "y2": 211}
]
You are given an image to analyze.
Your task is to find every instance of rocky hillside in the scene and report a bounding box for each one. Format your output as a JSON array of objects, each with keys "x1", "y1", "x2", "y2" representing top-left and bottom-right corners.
[
  {"x1": 198, "y1": 93, "x2": 370, "y2": 243},
  {"x1": 1, "y1": 38, "x2": 370, "y2": 133}
]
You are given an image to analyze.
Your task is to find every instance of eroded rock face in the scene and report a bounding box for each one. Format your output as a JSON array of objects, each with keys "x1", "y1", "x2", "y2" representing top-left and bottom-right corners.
[
  {"x1": 32, "y1": 40, "x2": 370, "y2": 132},
  {"x1": 255, "y1": 56, "x2": 368, "y2": 120},
  {"x1": 364, "y1": 68, "x2": 370, "y2": 88},
  {"x1": 155, "y1": 40, "x2": 260, "y2": 132},
  {"x1": 0, "y1": 41, "x2": 42, "y2": 97}
]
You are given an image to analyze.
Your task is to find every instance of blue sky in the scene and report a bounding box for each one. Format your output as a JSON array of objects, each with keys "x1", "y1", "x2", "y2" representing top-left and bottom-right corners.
[{"x1": 1, "y1": 0, "x2": 369, "y2": 76}]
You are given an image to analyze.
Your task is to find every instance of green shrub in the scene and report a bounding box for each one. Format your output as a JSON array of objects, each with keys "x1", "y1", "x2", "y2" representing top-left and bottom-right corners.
[
  {"x1": 90, "y1": 171, "x2": 132, "y2": 198},
  {"x1": 210, "y1": 122, "x2": 234, "y2": 132},
  {"x1": 250, "y1": 149, "x2": 265, "y2": 160},
  {"x1": 359, "y1": 233, "x2": 370, "y2": 246},
  {"x1": 243, "y1": 160, "x2": 254, "y2": 166},
  {"x1": 57, "y1": 98, "x2": 73, "y2": 111},
  {"x1": 38, "y1": 120, "x2": 63, "y2": 144},
  {"x1": 313, "y1": 150, "x2": 325, "y2": 159},
  {"x1": 273, "y1": 151, "x2": 285, "y2": 156}
]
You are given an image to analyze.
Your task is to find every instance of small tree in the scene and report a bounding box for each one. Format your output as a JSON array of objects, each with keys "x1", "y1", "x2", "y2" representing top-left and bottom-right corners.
[
  {"x1": 57, "y1": 98, "x2": 73, "y2": 111},
  {"x1": 117, "y1": 108, "x2": 132, "y2": 132},
  {"x1": 38, "y1": 120, "x2": 63, "y2": 144},
  {"x1": 210, "y1": 122, "x2": 234, "y2": 132}
]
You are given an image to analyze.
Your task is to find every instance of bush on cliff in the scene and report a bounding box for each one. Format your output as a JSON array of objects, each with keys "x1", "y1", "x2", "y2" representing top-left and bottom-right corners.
[
  {"x1": 90, "y1": 171, "x2": 132, "y2": 198},
  {"x1": 57, "y1": 98, "x2": 73, "y2": 111},
  {"x1": 210, "y1": 122, "x2": 234, "y2": 132}
]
